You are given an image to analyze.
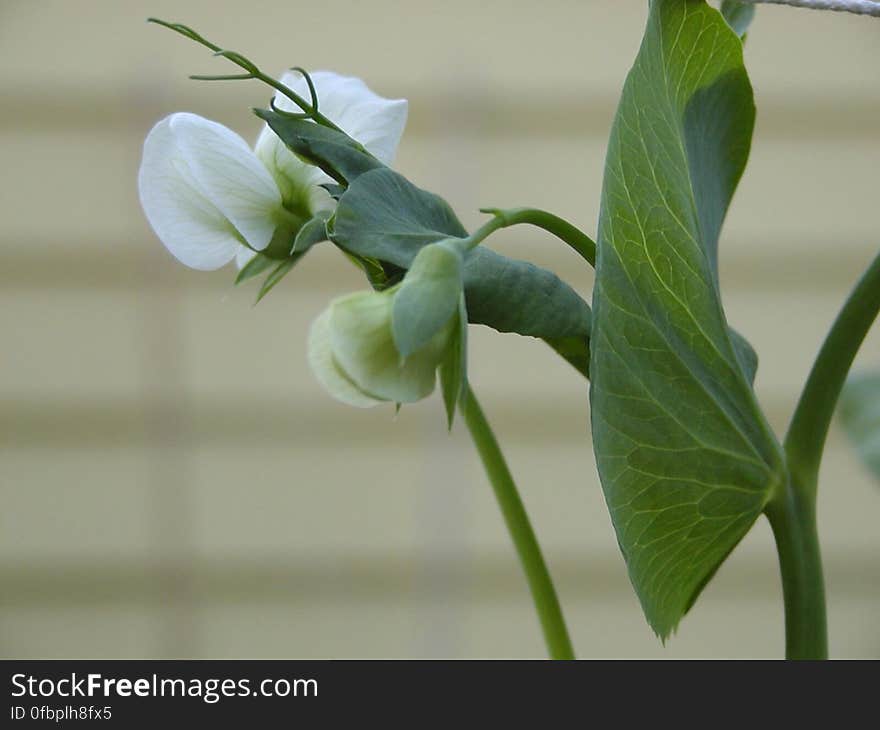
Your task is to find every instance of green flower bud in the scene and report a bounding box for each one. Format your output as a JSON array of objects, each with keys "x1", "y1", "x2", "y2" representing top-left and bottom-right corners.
[
  {"x1": 392, "y1": 239, "x2": 464, "y2": 359},
  {"x1": 309, "y1": 288, "x2": 453, "y2": 407}
]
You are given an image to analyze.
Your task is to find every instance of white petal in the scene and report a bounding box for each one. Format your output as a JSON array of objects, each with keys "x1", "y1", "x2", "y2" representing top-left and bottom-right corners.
[
  {"x1": 235, "y1": 245, "x2": 257, "y2": 270},
  {"x1": 169, "y1": 113, "x2": 282, "y2": 252},
  {"x1": 254, "y1": 123, "x2": 328, "y2": 205},
  {"x1": 308, "y1": 309, "x2": 382, "y2": 408},
  {"x1": 277, "y1": 71, "x2": 408, "y2": 166},
  {"x1": 258, "y1": 70, "x2": 408, "y2": 194},
  {"x1": 328, "y1": 291, "x2": 439, "y2": 403},
  {"x1": 138, "y1": 115, "x2": 241, "y2": 270}
]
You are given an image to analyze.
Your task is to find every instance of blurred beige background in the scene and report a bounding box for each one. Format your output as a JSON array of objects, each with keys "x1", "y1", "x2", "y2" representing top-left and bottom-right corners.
[{"x1": 1, "y1": 0, "x2": 878, "y2": 658}]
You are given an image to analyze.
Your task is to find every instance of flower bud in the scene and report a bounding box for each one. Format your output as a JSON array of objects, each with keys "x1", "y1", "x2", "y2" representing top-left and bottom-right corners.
[
  {"x1": 309, "y1": 288, "x2": 453, "y2": 407},
  {"x1": 391, "y1": 239, "x2": 464, "y2": 359}
]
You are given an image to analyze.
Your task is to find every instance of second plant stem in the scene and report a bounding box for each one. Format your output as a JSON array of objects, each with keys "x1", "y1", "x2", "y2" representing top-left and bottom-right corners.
[
  {"x1": 461, "y1": 387, "x2": 575, "y2": 660},
  {"x1": 765, "y1": 482, "x2": 827, "y2": 659},
  {"x1": 773, "y1": 250, "x2": 880, "y2": 659}
]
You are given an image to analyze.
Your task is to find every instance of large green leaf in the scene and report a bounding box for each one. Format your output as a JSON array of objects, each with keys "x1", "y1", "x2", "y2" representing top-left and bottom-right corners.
[
  {"x1": 590, "y1": 0, "x2": 785, "y2": 639},
  {"x1": 333, "y1": 167, "x2": 592, "y2": 344},
  {"x1": 839, "y1": 371, "x2": 880, "y2": 481}
]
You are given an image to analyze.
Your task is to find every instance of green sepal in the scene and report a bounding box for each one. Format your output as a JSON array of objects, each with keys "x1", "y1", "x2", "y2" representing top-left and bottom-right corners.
[
  {"x1": 255, "y1": 255, "x2": 302, "y2": 303},
  {"x1": 235, "y1": 252, "x2": 275, "y2": 285},
  {"x1": 439, "y1": 296, "x2": 469, "y2": 429},
  {"x1": 292, "y1": 210, "x2": 331, "y2": 255},
  {"x1": 392, "y1": 240, "x2": 464, "y2": 359}
]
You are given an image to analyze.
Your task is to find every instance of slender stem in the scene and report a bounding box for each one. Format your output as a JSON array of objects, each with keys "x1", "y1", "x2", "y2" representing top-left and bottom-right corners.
[
  {"x1": 470, "y1": 207, "x2": 596, "y2": 267},
  {"x1": 461, "y1": 387, "x2": 575, "y2": 660},
  {"x1": 784, "y1": 251, "x2": 880, "y2": 497},
  {"x1": 770, "y1": 250, "x2": 880, "y2": 659},
  {"x1": 147, "y1": 17, "x2": 346, "y2": 134},
  {"x1": 257, "y1": 72, "x2": 345, "y2": 133},
  {"x1": 765, "y1": 483, "x2": 827, "y2": 659},
  {"x1": 738, "y1": 0, "x2": 880, "y2": 16}
]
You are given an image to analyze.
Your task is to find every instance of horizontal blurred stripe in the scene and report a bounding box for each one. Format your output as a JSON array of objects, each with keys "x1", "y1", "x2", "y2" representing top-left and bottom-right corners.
[
  {"x1": 2, "y1": 551, "x2": 878, "y2": 609},
  {"x1": 3, "y1": 88, "x2": 878, "y2": 140}
]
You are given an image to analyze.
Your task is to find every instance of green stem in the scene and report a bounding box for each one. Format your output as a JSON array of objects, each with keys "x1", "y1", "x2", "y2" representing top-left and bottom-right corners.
[
  {"x1": 785, "y1": 250, "x2": 880, "y2": 496},
  {"x1": 148, "y1": 17, "x2": 346, "y2": 135},
  {"x1": 461, "y1": 387, "x2": 575, "y2": 660},
  {"x1": 765, "y1": 483, "x2": 827, "y2": 659},
  {"x1": 469, "y1": 207, "x2": 596, "y2": 266},
  {"x1": 772, "y1": 250, "x2": 880, "y2": 659}
]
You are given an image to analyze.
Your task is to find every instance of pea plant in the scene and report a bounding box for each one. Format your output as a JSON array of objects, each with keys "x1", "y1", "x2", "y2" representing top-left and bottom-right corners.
[{"x1": 138, "y1": 0, "x2": 880, "y2": 659}]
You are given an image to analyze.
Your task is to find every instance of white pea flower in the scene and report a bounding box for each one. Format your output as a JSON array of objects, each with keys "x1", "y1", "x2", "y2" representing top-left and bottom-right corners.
[
  {"x1": 138, "y1": 71, "x2": 408, "y2": 271},
  {"x1": 308, "y1": 287, "x2": 454, "y2": 408},
  {"x1": 254, "y1": 70, "x2": 408, "y2": 211}
]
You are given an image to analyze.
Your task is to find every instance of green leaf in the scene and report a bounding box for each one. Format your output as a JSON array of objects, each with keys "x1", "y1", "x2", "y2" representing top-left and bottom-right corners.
[
  {"x1": 333, "y1": 167, "x2": 468, "y2": 265},
  {"x1": 463, "y1": 247, "x2": 591, "y2": 340},
  {"x1": 439, "y1": 296, "x2": 469, "y2": 429},
  {"x1": 729, "y1": 327, "x2": 759, "y2": 385},
  {"x1": 720, "y1": 0, "x2": 755, "y2": 38},
  {"x1": 255, "y1": 255, "x2": 302, "y2": 303},
  {"x1": 544, "y1": 336, "x2": 590, "y2": 380},
  {"x1": 333, "y1": 166, "x2": 592, "y2": 343},
  {"x1": 234, "y1": 252, "x2": 275, "y2": 285},
  {"x1": 590, "y1": 0, "x2": 784, "y2": 639},
  {"x1": 392, "y1": 240, "x2": 464, "y2": 358},
  {"x1": 253, "y1": 109, "x2": 382, "y2": 185},
  {"x1": 839, "y1": 371, "x2": 880, "y2": 480},
  {"x1": 292, "y1": 210, "x2": 331, "y2": 255}
]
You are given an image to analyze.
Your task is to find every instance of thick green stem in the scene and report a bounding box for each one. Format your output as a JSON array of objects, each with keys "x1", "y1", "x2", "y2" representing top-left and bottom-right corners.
[
  {"x1": 461, "y1": 388, "x2": 575, "y2": 660},
  {"x1": 773, "y1": 250, "x2": 880, "y2": 659},
  {"x1": 765, "y1": 483, "x2": 827, "y2": 659}
]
